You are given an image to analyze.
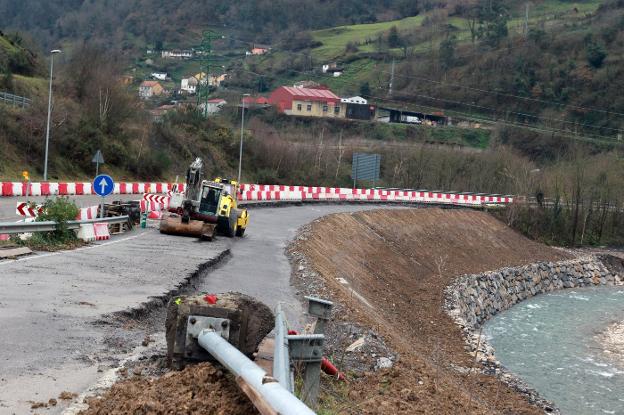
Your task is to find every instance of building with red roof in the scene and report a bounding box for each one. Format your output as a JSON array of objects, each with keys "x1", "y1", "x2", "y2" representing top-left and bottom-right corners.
[{"x1": 268, "y1": 86, "x2": 344, "y2": 118}]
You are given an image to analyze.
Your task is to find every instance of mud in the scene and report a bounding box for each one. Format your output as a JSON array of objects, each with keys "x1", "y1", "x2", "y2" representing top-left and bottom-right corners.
[
  {"x1": 292, "y1": 208, "x2": 569, "y2": 414},
  {"x1": 78, "y1": 362, "x2": 258, "y2": 415}
]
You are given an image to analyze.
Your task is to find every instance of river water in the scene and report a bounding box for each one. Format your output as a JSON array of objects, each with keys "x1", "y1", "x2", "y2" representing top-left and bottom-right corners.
[{"x1": 483, "y1": 286, "x2": 624, "y2": 415}]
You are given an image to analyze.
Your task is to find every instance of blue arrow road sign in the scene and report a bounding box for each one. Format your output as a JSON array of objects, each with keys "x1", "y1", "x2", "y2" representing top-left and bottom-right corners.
[{"x1": 93, "y1": 174, "x2": 114, "y2": 197}]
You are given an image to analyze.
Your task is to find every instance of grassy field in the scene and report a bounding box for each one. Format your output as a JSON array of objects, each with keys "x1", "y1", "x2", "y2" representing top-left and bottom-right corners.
[{"x1": 309, "y1": 0, "x2": 603, "y2": 62}]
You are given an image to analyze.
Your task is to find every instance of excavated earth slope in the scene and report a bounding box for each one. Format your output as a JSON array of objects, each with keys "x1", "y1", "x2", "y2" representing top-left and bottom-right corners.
[{"x1": 296, "y1": 208, "x2": 571, "y2": 414}]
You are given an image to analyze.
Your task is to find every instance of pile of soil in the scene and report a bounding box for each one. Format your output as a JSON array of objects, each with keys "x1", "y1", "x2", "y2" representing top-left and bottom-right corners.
[
  {"x1": 79, "y1": 363, "x2": 257, "y2": 415},
  {"x1": 293, "y1": 208, "x2": 570, "y2": 414}
]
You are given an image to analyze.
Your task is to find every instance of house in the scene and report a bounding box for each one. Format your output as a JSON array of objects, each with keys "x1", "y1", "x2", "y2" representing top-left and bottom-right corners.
[
  {"x1": 194, "y1": 72, "x2": 208, "y2": 86},
  {"x1": 198, "y1": 98, "x2": 227, "y2": 116},
  {"x1": 341, "y1": 96, "x2": 368, "y2": 105},
  {"x1": 246, "y1": 45, "x2": 269, "y2": 56},
  {"x1": 322, "y1": 63, "x2": 344, "y2": 77},
  {"x1": 181, "y1": 77, "x2": 198, "y2": 94},
  {"x1": 151, "y1": 72, "x2": 167, "y2": 81},
  {"x1": 208, "y1": 73, "x2": 228, "y2": 87},
  {"x1": 268, "y1": 86, "x2": 344, "y2": 118},
  {"x1": 139, "y1": 81, "x2": 164, "y2": 99},
  {"x1": 344, "y1": 102, "x2": 376, "y2": 121},
  {"x1": 161, "y1": 50, "x2": 193, "y2": 59}
]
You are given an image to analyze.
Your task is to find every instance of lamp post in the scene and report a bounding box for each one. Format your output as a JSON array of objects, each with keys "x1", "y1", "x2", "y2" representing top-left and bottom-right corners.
[
  {"x1": 43, "y1": 49, "x2": 62, "y2": 181},
  {"x1": 237, "y1": 93, "x2": 250, "y2": 184}
]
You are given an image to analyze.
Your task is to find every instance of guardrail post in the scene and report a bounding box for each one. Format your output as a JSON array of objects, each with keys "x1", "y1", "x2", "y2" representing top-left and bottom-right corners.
[
  {"x1": 287, "y1": 333, "x2": 324, "y2": 407},
  {"x1": 273, "y1": 304, "x2": 292, "y2": 392},
  {"x1": 305, "y1": 296, "x2": 333, "y2": 335}
]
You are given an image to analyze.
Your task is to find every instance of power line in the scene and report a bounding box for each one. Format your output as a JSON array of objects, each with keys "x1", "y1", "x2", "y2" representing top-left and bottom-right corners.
[
  {"x1": 379, "y1": 70, "x2": 624, "y2": 119},
  {"x1": 237, "y1": 66, "x2": 623, "y2": 146},
  {"x1": 224, "y1": 30, "x2": 624, "y2": 120},
  {"x1": 221, "y1": 31, "x2": 624, "y2": 144}
]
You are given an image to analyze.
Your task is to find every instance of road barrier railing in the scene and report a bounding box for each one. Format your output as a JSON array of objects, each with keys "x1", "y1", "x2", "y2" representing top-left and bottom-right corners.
[
  {"x1": 196, "y1": 329, "x2": 316, "y2": 415},
  {"x1": 0, "y1": 216, "x2": 129, "y2": 235}
]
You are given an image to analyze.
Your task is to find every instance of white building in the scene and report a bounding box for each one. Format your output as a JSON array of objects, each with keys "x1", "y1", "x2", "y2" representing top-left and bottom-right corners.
[
  {"x1": 341, "y1": 96, "x2": 368, "y2": 105},
  {"x1": 161, "y1": 50, "x2": 193, "y2": 59},
  {"x1": 198, "y1": 98, "x2": 227, "y2": 116},
  {"x1": 151, "y1": 72, "x2": 167, "y2": 81},
  {"x1": 181, "y1": 77, "x2": 198, "y2": 94}
]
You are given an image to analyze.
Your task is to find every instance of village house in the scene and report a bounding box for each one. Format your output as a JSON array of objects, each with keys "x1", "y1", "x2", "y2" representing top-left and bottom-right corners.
[
  {"x1": 322, "y1": 63, "x2": 343, "y2": 77},
  {"x1": 161, "y1": 49, "x2": 193, "y2": 59},
  {"x1": 199, "y1": 98, "x2": 227, "y2": 116},
  {"x1": 268, "y1": 86, "x2": 344, "y2": 118},
  {"x1": 246, "y1": 45, "x2": 269, "y2": 56},
  {"x1": 151, "y1": 72, "x2": 167, "y2": 81},
  {"x1": 139, "y1": 80, "x2": 164, "y2": 99},
  {"x1": 181, "y1": 76, "x2": 198, "y2": 94}
]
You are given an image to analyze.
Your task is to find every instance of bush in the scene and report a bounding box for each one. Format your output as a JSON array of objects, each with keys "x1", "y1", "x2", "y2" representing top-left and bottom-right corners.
[
  {"x1": 28, "y1": 197, "x2": 80, "y2": 248},
  {"x1": 586, "y1": 41, "x2": 607, "y2": 68}
]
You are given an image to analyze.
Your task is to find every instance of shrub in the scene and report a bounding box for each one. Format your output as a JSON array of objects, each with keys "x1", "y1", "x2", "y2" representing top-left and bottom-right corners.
[{"x1": 28, "y1": 197, "x2": 80, "y2": 248}]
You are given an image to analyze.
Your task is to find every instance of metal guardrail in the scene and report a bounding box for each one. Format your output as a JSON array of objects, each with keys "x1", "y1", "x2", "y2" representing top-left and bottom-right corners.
[
  {"x1": 0, "y1": 216, "x2": 129, "y2": 234},
  {"x1": 0, "y1": 91, "x2": 31, "y2": 108},
  {"x1": 273, "y1": 304, "x2": 293, "y2": 392},
  {"x1": 197, "y1": 329, "x2": 316, "y2": 415}
]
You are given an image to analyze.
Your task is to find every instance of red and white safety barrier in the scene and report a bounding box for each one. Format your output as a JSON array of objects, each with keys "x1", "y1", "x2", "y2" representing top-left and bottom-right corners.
[
  {"x1": 0, "y1": 182, "x2": 185, "y2": 197},
  {"x1": 237, "y1": 184, "x2": 513, "y2": 207},
  {"x1": 93, "y1": 223, "x2": 111, "y2": 241},
  {"x1": 140, "y1": 193, "x2": 170, "y2": 220},
  {"x1": 76, "y1": 206, "x2": 99, "y2": 221}
]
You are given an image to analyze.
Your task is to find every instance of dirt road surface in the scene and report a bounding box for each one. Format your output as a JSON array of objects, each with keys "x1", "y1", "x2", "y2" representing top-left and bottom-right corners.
[
  {"x1": 0, "y1": 204, "x2": 405, "y2": 414},
  {"x1": 295, "y1": 208, "x2": 570, "y2": 414}
]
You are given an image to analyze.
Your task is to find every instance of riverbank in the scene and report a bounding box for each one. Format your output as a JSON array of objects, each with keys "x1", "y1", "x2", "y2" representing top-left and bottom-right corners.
[
  {"x1": 597, "y1": 321, "x2": 624, "y2": 368},
  {"x1": 291, "y1": 208, "x2": 568, "y2": 413},
  {"x1": 445, "y1": 256, "x2": 624, "y2": 412}
]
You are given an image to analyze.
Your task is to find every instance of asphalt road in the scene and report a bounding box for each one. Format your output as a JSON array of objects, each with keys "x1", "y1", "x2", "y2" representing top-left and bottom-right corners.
[{"x1": 0, "y1": 203, "x2": 406, "y2": 414}]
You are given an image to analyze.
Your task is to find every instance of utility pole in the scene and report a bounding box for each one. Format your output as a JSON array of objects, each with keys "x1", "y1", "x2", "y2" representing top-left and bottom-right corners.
[
  {"x1": 524, "y1": 3, "x2": 530, "y2": 37},
  {"x1": 197, "y1": 30, "x2": 218, "y2": 116},
  {"x1": 388, "y1": 59, "x2": 395, "y2": 96},
  {"x1": 238, "y1": 94, "x2": 250, "y2": 184},
  {"x1": 43, "y1": 49, "x2": 61, "y2": 181}
]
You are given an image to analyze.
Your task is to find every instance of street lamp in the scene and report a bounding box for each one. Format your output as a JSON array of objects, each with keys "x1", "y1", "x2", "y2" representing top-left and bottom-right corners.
[
  {"x1": 43, "y1": 49, "x2": 62, "y2": 181},
  {"x1": 237, "y1": 93, "x2": 250, "y2": 184}
]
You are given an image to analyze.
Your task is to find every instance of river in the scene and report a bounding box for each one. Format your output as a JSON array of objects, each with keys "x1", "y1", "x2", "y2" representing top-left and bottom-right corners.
[{"x1": 483, "y1": 286, "x2": 624, "y2": 415}]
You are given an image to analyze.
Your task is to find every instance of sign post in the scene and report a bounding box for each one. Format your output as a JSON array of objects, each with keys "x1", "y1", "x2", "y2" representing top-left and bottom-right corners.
[
  {"x1": 92, "y1": 150, "x2": 105, "y2": 177},
  {"x1": 93, "y1": 174, "x2": 114, "y2": 219}
]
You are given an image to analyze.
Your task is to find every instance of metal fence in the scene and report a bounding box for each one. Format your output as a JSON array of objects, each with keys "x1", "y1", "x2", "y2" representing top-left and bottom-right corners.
[{"x1": 0, "y1": 91, "x2": 32, "y2": 108}]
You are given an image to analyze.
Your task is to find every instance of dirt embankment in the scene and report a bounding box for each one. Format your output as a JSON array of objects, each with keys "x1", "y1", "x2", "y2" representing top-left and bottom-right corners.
[
  {"x1": 79, "y1": 362, "x2": 257, "y2": 415},
  {"x1": 295, "y1": 208, "x2": 570, "y2": 414}
]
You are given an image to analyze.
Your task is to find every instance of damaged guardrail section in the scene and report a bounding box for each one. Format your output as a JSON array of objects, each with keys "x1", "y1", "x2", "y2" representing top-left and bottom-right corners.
[{"x1": 166, "y1": 293, "x2": 339, "y2": 414}]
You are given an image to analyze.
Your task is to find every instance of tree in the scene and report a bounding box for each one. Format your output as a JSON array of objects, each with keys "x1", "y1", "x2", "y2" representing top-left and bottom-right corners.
[
  {"x1": 359, "y1": 81, "x2": 371, "y2": 98},
  {"x1": 388, "y1": 26, "x2": 401, "y2": 48},
  {"x1": 586, "y1": 41, "x2": 607, "y2": 68},
  {"x1": 477, "y1": 1, "x2": 509, "y2": 47},
  {"x1": 439, "y1": 35, "x2": 457, "y2": 72}
]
